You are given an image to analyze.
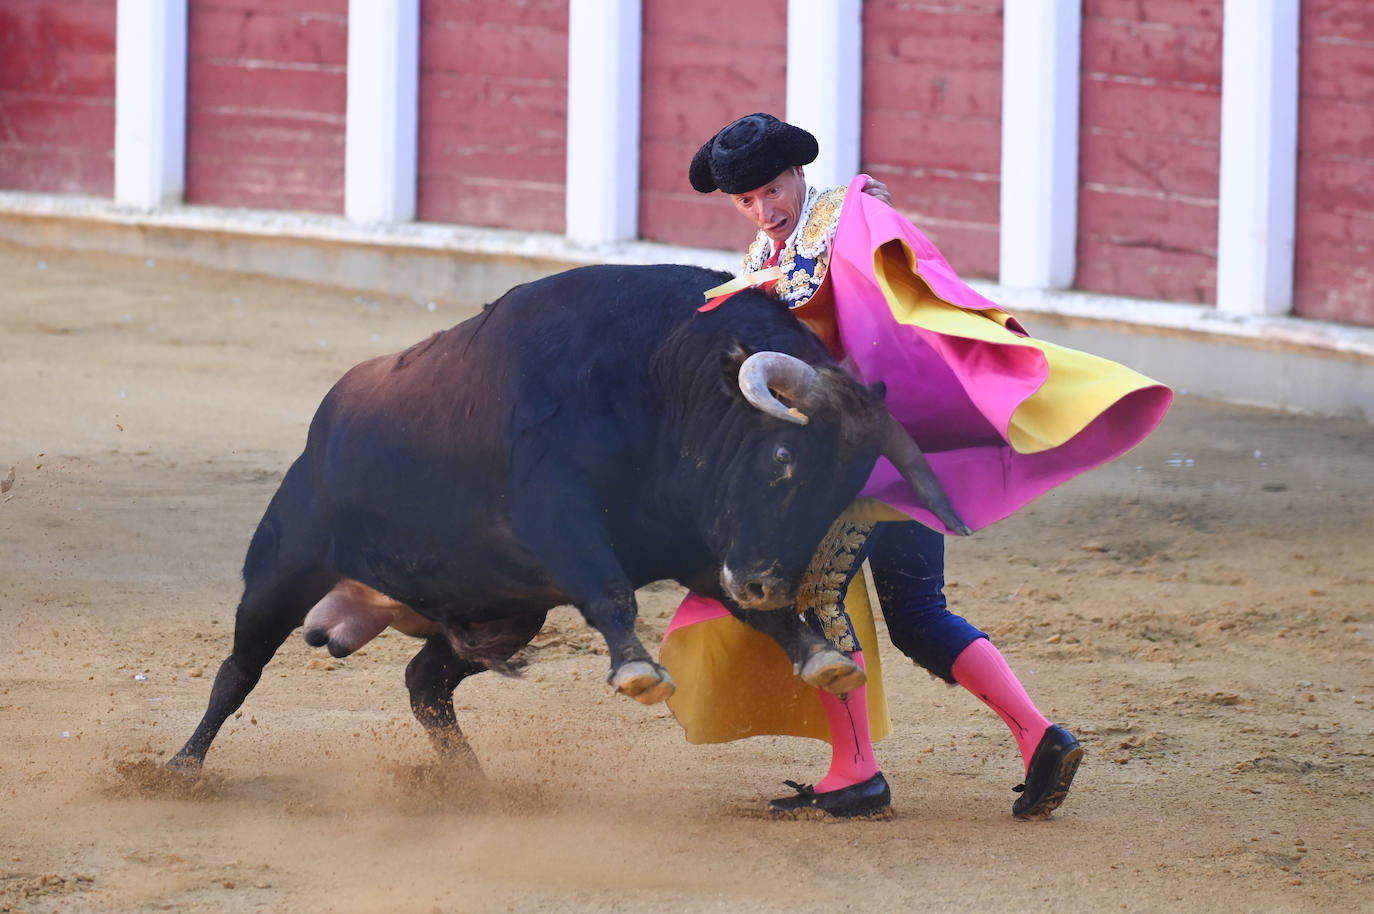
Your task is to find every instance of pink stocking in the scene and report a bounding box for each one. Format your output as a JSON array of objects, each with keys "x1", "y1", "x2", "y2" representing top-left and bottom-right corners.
[
  {"x1": 951, "y1": 637, "x2": 1052, "y2": 773},
  {"x1": 814, "y1": 652, "x2": 881, "y2": 792}
]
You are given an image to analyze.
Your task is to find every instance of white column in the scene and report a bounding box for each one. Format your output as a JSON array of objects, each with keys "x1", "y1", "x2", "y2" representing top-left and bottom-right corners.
[
  {"x1": 1217, "y1": 0, "x2": 1300, "y2": 316},
  {"x1": 345, "y1": 0, "x2": 419, "y2": 222},
  {"x1": 785, "y1": 0, "x2": 862, "y2": 190},
  {"x1": 998, "y1": 0, "x2": 1081, "y2": 289},
  {"x1": 565, "y1": 0, "x2": 641, "y2": 245},
  {"x1": 114, "y1": 0, "x2": 186, "y2": 208}
]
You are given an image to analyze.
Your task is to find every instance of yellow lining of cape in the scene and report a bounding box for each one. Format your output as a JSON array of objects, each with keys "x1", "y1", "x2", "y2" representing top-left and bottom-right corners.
[
  {"x1": 658, "y1": 566, "x2": 890, "y2": 745},
  {"x1": 873, "y1": 241, "x2": 1163, "y2": 455}
]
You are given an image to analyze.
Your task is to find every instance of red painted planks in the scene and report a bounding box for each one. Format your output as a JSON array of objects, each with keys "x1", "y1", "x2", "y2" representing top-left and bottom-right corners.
[
  {"x1": 188, "y1": 8, "x2": 348, "y2": 65},
  {"x1": 415, "y1": 173, "x2": 563, "y2": 233},
  {"x1": 416, "y1": 0, "x2": 567, "y2": 231},
  {"x1": 1078, "y1": 184, "x2": 1218, "y2": 255},
  {"x1": 190, "y1": 59, "x2": 346, "y2": 114},
  {"x1": 193, "y1": 0, "x2": 348, "y2": 15},
  {"x1": 865, "y1": 111, "x2": 1001, "y2": 176},
  {"x1": 639, "y1": 190, "x2": 759, "y2": 254},
  {"x1": 861, "y1": 0, "x2": 1002, "y2": 279},
  {"x1": 1077, "y1": 0, "x2": 1222, "y2": 304},
  {"x1": 1299, "y1": 0, "x2": 1374, "y2": 42},
  {"x1": 1294, "y1": 0, "x2": 1374, "y2": 325},
  {"x1": 423, "y1": 0, "x2": 567, "y2": 30},
  {"x1": 0, "y1": 0, "x2": 114, "y2": 195},
  {"x1": 1080, "y1": 77, "x2": 1221, "y2": 140},
  {"x1": 637, "y1": 0, "x2": 786, "y2": 249},
  {"x1": 1078, "y1": 129, "x2": 1219, "y2": 199},
  {"x1": 1079, "y1": 17, "x2": 1222, "y2": 86},
  {"x1": 0, "y1": 144, "x2": 112, "y2": 195},
  {"x1": 421, "y1": 17, "x2": 567, "y2": 81},
  {"x1": 184, "y1": 0, "x2": 347, "y2": 212},
  {"x1": 1075, "y1": 238, "x2": 1217, "y2": 305},
  {"x1": 1082, "y1": 0, "x2": 1222, "y2": 31}
]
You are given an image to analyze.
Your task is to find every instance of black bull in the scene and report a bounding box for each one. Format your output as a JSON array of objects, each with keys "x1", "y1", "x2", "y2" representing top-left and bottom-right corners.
[{"x1": 170, "y1": 263, "x2": 967, "y2": 771}]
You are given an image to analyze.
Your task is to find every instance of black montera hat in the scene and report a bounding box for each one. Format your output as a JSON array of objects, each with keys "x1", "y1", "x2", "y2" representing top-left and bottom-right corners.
[{"x1": 689, "y1": 113, "x2": 818, "y2": 194}]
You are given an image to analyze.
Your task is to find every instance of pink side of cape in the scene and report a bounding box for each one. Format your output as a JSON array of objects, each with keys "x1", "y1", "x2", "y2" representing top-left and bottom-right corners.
[
  {"x1": 665, "y1": 591, "x2": 732, "y2": 635},
  {"x1": 831, "y1": 175, "x2": 1173, "y2": 533}
]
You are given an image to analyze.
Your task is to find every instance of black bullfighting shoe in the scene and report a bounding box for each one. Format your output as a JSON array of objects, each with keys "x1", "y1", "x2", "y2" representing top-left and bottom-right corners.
[
  {"x1": 767, "y1": 772, "x2": 892, "y2": 819},
  {"x1": 1012, "y1": 724, "x2": 1084, "y2": 819}
]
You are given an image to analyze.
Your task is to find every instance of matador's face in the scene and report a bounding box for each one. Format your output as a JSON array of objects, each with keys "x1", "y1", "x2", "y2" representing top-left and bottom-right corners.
[{"x1": 729, "y1": 166, "x2": 807, "y2": 243}]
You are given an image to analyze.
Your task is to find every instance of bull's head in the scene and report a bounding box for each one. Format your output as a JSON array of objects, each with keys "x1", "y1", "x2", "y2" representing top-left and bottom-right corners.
[{"x1": 706, "y1": 350, "x2": 970, "y2": 611}]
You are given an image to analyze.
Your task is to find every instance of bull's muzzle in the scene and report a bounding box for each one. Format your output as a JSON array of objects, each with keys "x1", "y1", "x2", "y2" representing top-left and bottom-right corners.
[{"x1": 721, "y1": 565, "x2": 793, "y2": 611}]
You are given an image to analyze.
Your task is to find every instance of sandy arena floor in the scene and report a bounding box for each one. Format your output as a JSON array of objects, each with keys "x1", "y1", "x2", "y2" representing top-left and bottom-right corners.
[{"x1": 1, "y1": 242, "x2": 1371, "y2": 913}]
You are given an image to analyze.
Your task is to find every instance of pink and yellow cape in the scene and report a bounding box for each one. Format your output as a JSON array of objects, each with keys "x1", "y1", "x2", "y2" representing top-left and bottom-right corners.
[{"x1": 660, "y1": 175, "x2": 1173, "y2": 745}]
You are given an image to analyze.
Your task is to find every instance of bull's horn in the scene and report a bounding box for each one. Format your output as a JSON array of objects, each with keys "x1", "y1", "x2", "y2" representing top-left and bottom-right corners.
[
  {"x1": 879, "y1": 413, "x2": 973, "y2": 536},
  {"x1": 738, "y1": 352, "x2": 818, "y2": 425}
]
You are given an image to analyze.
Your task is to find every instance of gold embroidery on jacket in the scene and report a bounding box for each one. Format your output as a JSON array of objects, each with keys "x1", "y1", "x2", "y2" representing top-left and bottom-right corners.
[
  {"x1": 796, "y1": 186, "x2": 844, "y2": 261},
  {"x1": 796, "y1": 515, "x2": 875, "y2": 651}
]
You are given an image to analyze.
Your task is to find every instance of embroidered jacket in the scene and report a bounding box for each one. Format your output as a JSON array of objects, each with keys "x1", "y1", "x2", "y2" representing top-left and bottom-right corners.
[{"x1": 741, "y1": 184, "x2": 847, "y2": 308}]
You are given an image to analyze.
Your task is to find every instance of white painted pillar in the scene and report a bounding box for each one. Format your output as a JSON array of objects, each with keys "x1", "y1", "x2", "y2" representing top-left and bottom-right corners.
[
  {"x1": 998, "y1": 1, "x2": 1081, "y2": 289},
  {"x1": 565, "y1": 0, "x2": 641, "y2": 245},
  {"x1": 1217, "y1": 0, "x2": 1300, "y2": 316},
  {"x1": 114, "y1": 0, "x2": 186, "y2": 208},
  {"x1": 785, "y1": 0, "x2": 862, "y2": 190},
  {"x1": 345, "y1": 0, "x2": 419, "y2": 222}
]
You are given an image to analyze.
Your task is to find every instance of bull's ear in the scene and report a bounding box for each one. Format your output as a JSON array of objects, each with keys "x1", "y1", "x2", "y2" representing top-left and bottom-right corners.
[
  {"x1": 720, "y1": 343, "x2": 751, "y2": 389},
  {"x1": 868, "y1": 380, "x2": 888, "y2": 401}
]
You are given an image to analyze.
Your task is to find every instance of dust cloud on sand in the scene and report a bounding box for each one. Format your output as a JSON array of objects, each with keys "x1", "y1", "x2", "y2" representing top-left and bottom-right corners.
[{"x1": 1, "y1": 243, "x2": 1371, "y2": 913}]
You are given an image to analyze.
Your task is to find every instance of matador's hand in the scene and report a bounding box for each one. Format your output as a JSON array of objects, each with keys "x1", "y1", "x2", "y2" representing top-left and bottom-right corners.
[{"x1": 862, "y1": 178, "x2": 892, "y2": 204}]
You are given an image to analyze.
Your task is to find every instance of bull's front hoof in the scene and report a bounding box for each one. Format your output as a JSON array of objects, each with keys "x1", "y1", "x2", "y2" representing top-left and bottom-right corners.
[
  {"x1": 798, "y1": 650, "x2": 867, "y2": 694},
  {"x1": 609, "y1": 661, "x2": 676, "y2": 705}
]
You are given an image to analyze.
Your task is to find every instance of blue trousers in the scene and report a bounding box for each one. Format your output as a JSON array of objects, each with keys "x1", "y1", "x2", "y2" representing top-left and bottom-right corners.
[{"x1": 832, "y1": 521, "x2": 987, "y2": 683}]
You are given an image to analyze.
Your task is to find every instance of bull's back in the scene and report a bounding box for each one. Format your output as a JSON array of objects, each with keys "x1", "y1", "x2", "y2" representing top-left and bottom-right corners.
[
  {"x1": 475, "y1": 264, "x2": 722, "y2": 386},
  {"x1": 316, "y1": 316, "x2": 510, "y2": 475}
]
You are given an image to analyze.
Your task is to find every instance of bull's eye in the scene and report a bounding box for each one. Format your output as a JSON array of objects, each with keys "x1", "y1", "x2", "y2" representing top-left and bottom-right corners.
[{"x1": 774, "y1": 445, "x2": 794, "y2": 465}]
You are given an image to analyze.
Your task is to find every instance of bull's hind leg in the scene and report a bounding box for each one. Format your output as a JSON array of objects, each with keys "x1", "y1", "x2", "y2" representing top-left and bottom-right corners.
[
  {"x1": 404, "y1": 635, "x2": 489, "y2": 771},
  {"x1": 170, "y1": 460, "x2": 335, "y2": 770},
  {"x1": 405, "y1": 611, "x2": 546, "y2": 771},
  {"x1": 169, "y1": 565, "x2": 335, "y2": 770}
]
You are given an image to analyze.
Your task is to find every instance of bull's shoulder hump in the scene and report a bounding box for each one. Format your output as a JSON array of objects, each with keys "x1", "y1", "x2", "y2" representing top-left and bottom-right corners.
[{"x1": 392, "y1": 330, "x2": 444, "y2": 369}]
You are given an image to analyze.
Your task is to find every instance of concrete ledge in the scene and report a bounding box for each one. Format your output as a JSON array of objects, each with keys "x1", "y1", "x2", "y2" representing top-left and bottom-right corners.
[
  {"x1": 2, "y1": 191, "x2": 1371, "y2": 421},
  {"x1": 0, "y1": 191, "x2": 737, "y2": 305}
]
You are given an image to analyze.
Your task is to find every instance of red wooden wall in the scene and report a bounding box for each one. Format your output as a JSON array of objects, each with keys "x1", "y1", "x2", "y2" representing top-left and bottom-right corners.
[
  {"x1": 1076, "y1": 0, "x2": 1224, "y2": 305},
  {"x1": 1293, "y1": 0, "x2": 1374, "y2": 328},
  {"x1": 416, "y1": 0, "x2": 568, "y2": 233},
  {"x1": 0, "y1": 0, "x2": 115, "y2": 196},
  {"x1": 638, "y1": 0, "x2": 787, "y2": 252},
  {"x1": 184, "y1": 0, "x2": 348, "y2": 213},
  {"x1": 861, "y1": 0, "x2": 1003, "y2": 280}
]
